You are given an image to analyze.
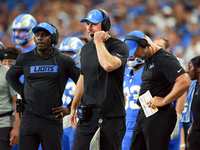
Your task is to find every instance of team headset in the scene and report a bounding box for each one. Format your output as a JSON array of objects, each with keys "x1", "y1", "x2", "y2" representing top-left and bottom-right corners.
[
  {"x1": 124, "y1": 35, "x2": 150, "y2": 48},
  {"x1": 33, "y1": 23, "x2": 59, "y2": 46},
  {"x1": 98, "y1": 9, "x2": 111, "y2": 32},
  {"x1": 124, "y1": 35, "x2": 153, "y2": 72},
  {"x1": 48, "y1": 23, "x2": 59, "y2": 46}
]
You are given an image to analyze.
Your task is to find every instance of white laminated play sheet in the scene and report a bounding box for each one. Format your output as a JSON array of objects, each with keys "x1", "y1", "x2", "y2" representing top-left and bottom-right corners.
[
  {"x1": 89, "y1": 127, "x2": 101, "y2": 150},
  {"x1": 138, "y1": 90, "x2": 158, "y2": 117}
]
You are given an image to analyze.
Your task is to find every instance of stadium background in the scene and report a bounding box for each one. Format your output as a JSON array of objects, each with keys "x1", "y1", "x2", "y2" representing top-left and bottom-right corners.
[{"x1": 0, "y1": 0, "x2": 200, "y2": 64}]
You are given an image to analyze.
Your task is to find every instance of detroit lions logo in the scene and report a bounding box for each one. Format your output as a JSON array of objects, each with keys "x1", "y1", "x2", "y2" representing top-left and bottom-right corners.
[
  {"x1": 89, "y1": 12, "x2": 96, "y2": 19},
  {"x1": 30, "y1": 65, "x2": 58, "y2": 73}
]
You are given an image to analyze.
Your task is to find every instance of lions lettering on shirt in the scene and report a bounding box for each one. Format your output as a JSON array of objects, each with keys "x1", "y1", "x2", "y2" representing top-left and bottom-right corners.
[{"x1": 30, "y1": 65, "x2": 58, "y2": 73}]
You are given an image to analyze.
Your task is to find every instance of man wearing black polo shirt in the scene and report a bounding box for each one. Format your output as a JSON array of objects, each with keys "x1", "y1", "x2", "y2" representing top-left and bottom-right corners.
[
  {"x1": 69, "y1": 9, "x2": 129, "y2": 150},
  {"x1": 124, "y1": 31, "x2": 191, "y2": 150}
]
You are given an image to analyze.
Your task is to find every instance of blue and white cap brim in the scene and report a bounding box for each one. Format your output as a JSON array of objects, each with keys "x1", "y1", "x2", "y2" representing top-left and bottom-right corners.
[
  {"x1": 80, "y1": 9, "x2": 104, "y2": 23},
  {"x1": 125, "y1": 40, "x2": 138, "y2": 57},
  {"x1": 80, "y1": 18, "x2": 101, "y2": 23},
  {"x1": 125, "y1": 31, "x2": 145, "y2": 57},
  {"x1": 32, "y1": 22, "x2": 54, "y2": 35}
]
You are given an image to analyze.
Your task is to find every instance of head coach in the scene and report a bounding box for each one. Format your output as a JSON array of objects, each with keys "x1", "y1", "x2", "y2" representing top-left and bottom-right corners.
[{"x1": 69, "y1": 9, "x2": 129, "y2": 150}]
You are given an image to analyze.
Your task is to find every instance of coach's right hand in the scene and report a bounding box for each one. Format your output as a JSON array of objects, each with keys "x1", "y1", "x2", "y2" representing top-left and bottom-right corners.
[{"x1": 69, "y1": 108, "x2": 78, "y2": 129}]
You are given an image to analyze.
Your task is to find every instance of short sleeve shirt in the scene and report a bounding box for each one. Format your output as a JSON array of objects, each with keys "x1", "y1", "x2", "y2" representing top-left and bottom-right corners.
[
  {"x1": 80, "y1": 37, "x2": 129, "y2": 118},
  {"x1": 140, "y1": 48, "x2": 186, "y2": 97}
]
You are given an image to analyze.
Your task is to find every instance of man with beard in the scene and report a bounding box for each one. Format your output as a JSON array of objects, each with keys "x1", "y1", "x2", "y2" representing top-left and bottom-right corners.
[
  {"x1": 69, "y1": 9, "x2": 129, "y2": 150},
  {"x1": 6, "y1": 22, "x2": 80, "y2": 150}
]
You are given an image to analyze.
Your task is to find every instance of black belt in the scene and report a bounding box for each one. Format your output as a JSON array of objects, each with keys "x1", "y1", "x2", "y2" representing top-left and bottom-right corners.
[{"x1": 0, "y1": 111, "x2": 13, "y2": 117}]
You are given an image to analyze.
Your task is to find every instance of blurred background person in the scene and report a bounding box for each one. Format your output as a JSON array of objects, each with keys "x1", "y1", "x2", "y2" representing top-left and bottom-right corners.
[
  {"x1": 122, "y1": 56, "x2": 144, "y2": 150},
  {"x1": 10, "y1": 13, "x2": 37, "y2": 85},
  {"x1": 186, "y1": 56, "x2": 200, "y2": 150},
  {"x1": 3, "y1": 47, "x2": 21, "y2": 68},
  {"x1": 10, "y1": 14, "x2": 37, "y2": 53},
  {"x1": 3, "y1": 46, "x2": 21, "y2": 150},
  {"x1": 181, "y1": 74, "x2": 197, "y2": 150},
  {"x1": 0, "y1": 41, "x2": 19, "y2": 150}
]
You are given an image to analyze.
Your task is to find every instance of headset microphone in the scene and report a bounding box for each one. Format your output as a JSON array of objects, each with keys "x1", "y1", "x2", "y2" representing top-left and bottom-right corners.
[{"x1": 90, "y1": 34, "x2": 94, "y2": 38}]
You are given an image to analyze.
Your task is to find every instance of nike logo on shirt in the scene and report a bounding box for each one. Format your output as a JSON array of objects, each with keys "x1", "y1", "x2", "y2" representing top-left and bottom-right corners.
[
  {"x1": 117, "y1": 53, "x2": 122, "y2": 57},
  {"x1": 177, "y1": 68, "x2": 182, "y2": 73}
]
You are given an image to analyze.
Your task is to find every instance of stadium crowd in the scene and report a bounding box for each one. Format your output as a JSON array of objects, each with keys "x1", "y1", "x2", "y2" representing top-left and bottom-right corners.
[{"x1": 0, "y1": 0, "x2": 200, "y2": 64}]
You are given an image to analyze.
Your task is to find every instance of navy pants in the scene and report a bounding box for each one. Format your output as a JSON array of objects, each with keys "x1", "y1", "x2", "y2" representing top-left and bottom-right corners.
[
  {"x1": 72, "y1": 109, "x2": 126, "y2": 150},
  {"x1": 0, "y1": 127, "x2": 12, "y2": 150},
  {"x1": 18, "y1": 110, "x2": 63, "y2": 150},
  {"x1": 130, "y1": 104, "x2": 176, "y2": 150},
  {"x1": 189, "y1": 130, "x2": 200, "y2": 150}
]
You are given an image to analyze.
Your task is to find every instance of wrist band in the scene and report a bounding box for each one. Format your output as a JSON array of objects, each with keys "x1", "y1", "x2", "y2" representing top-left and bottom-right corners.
[{"x1": 180, "y1": 143, "x2": 186, "y2": 148}]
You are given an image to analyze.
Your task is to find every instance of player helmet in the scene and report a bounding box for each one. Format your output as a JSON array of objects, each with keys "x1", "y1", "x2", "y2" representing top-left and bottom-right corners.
[
  {"x1": 127, "y1": 57, "x2": 144, "y2": 68},
  {"x1": 0, "y1": 41, "x2": 5, "y2": 61},
  {"x1": 59, "y1": 37, "x2": 83, "y2": 64},
  {"x1": 11, "y1": 14, "x2": 37, "y2": 45}
]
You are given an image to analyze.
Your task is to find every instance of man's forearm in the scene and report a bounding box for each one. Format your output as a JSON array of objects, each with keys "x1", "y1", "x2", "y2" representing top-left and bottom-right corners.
[
  {"x1": 6, "y1": 71, "x2": 23, "y2": 94},
  {"x1": 71, "y1": 75, "x2": 84, "y2": 110},
  {"x1": 163, "y1": 74, "x2": 191, "y2": 105}
]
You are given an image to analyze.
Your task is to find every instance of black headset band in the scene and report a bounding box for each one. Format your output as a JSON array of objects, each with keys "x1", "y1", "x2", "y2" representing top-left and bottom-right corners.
[
  {"x1": 97, "y1": 9, "x2": 111, "y2": 32},
  {"x1": 48, "y1": 23, "x2": 59, "y2": 45},
  {"x1": 98, "y1": 9, "x2": 107, "y2": 19},
  {"x1": 124, "y1": 35, "x2": 150, "y2": 48},
  {"x1": 124, "y1": 35, "x2": 142, "y2": 42},
  {"x1": 49, "y1": 23, "x2": 58, "y2": 33}
]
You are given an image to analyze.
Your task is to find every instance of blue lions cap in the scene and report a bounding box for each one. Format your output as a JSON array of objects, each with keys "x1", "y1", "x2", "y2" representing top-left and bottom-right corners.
[
  {"x1": 32, "y1": 22, "x2": 54, "y2": 35},
  {"x1": 80, "y1": 9, "x2": 104, "y2": 23},
  {"x1": 125, "y1": 31, "x2": 144, "y2": 57}
]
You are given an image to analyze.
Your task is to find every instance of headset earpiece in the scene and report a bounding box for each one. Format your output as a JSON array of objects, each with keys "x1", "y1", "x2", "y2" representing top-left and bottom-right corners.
[
  {"x1": 49, "y1": 23, "x2": 59, "y2": 46},
  {"x1": 124, "y1": 35, "x2": 150, "y2": 48},
  {"x1": 97, "y1": 9, "x2": 111, "y2": 32}
]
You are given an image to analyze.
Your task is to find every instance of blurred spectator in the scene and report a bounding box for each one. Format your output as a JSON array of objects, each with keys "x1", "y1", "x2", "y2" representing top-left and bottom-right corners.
[
  {"x1": 0, "y1": 41, "x2": 18, "y2": 150},
  {"x1": 2, "y1": 47, "x2": 21, "y2": 68}
]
